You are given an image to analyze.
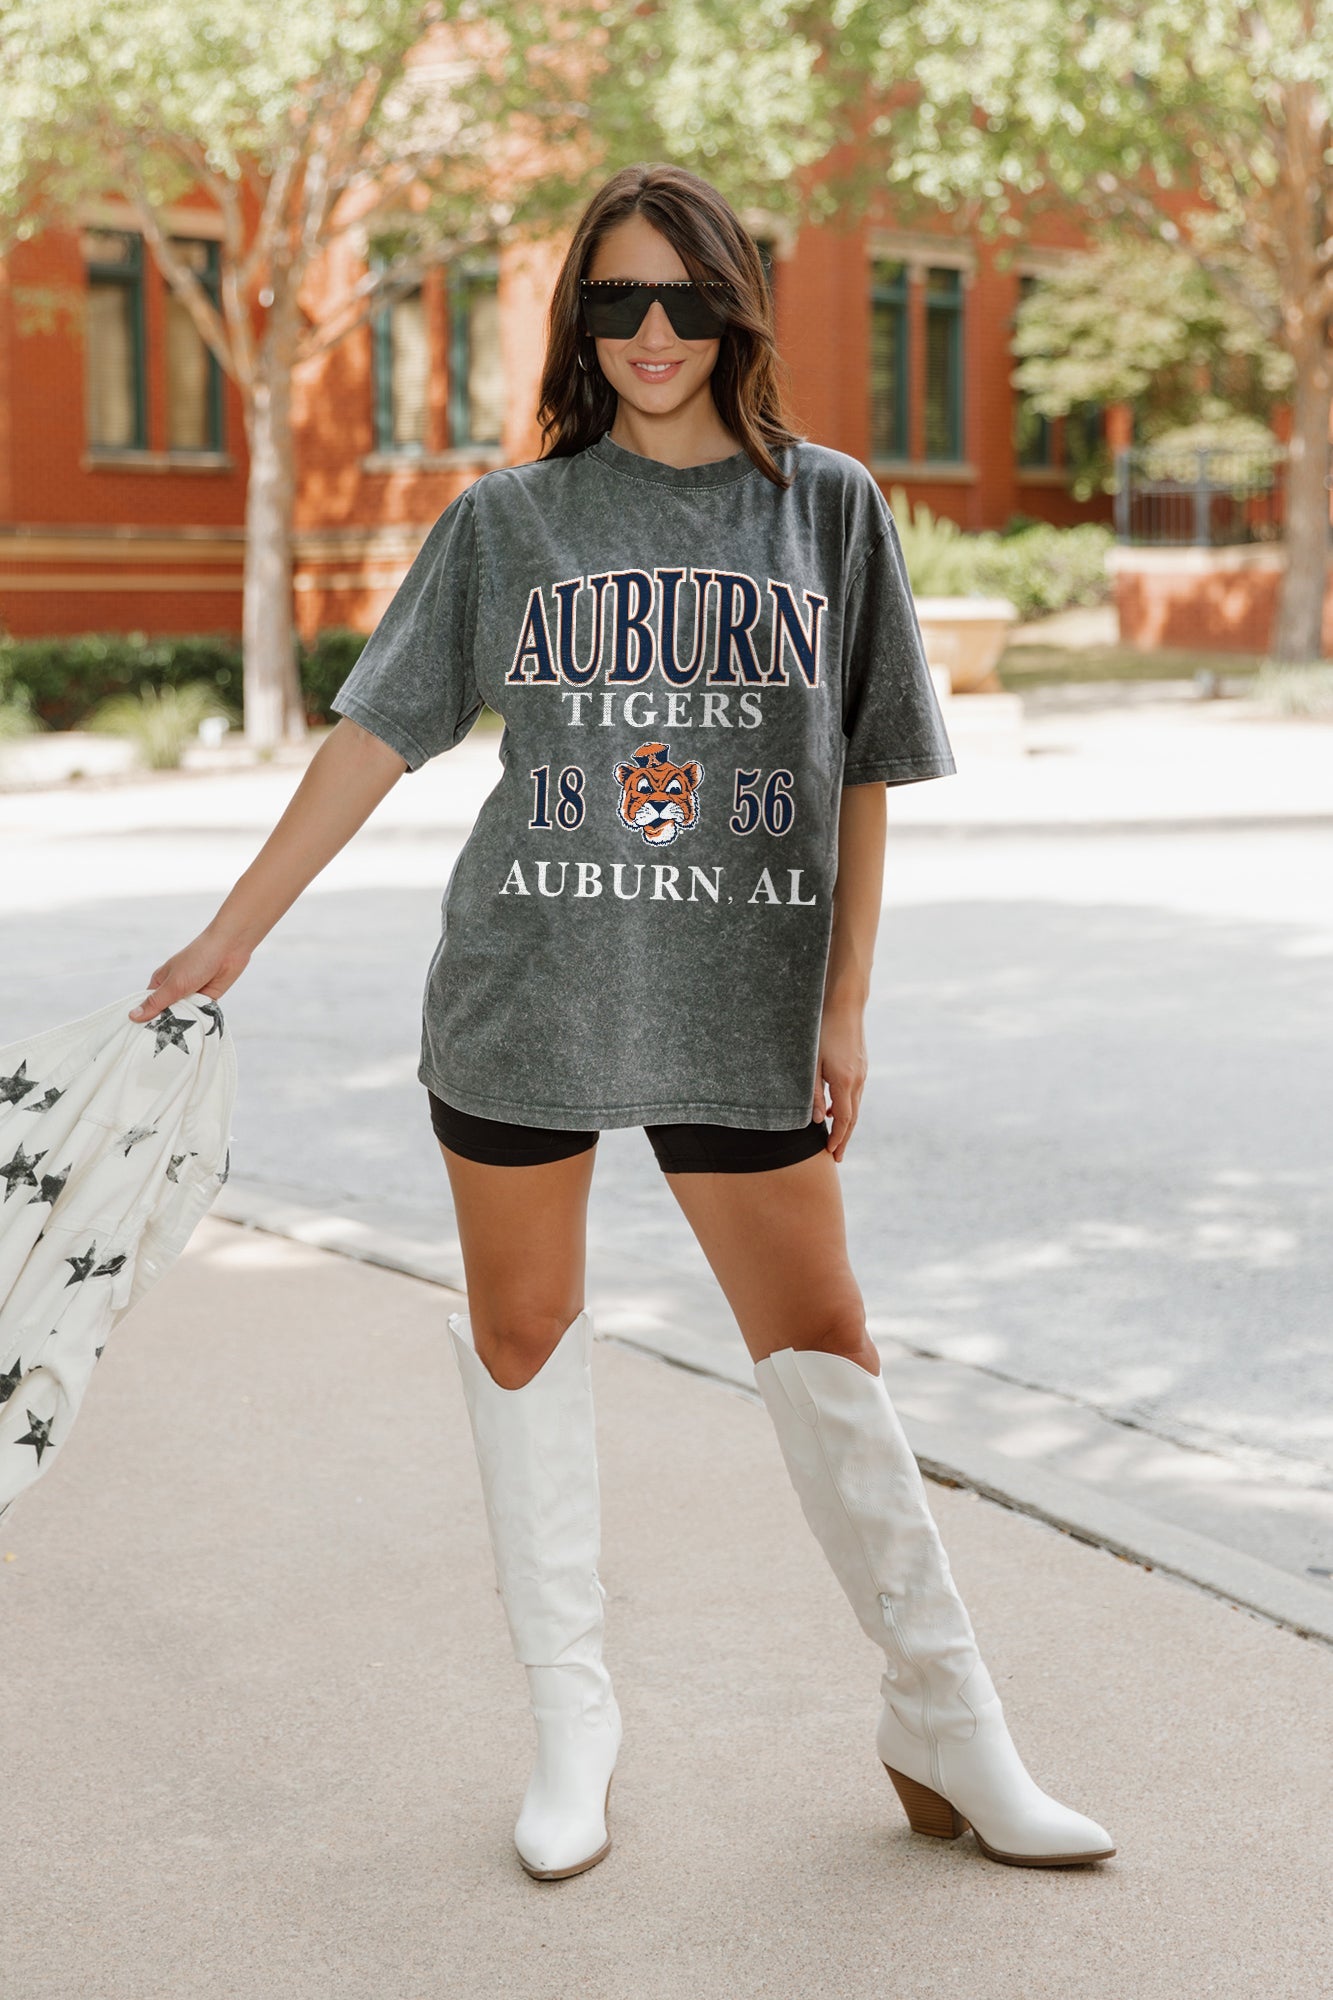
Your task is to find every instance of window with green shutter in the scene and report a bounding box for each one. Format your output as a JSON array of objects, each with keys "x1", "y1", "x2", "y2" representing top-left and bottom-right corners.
[
  {"x1": 372, "y1": 279, "x2": 430, "y2": 454},
  {"x1": 924, "y1": 266, "x2": 963, "y2": 462},
  {"x1": 166, "y1": 238, "x2": 223, "y2": 452},
  {"x1": 82, "y1": 229, "x2": 146, "y2": 451},
  {"x1": 870, "y1": 259, "x2": 908, "y2": 460},
  {"x1": 448, "y1": 260, "x2": 504, "y2": 448}
]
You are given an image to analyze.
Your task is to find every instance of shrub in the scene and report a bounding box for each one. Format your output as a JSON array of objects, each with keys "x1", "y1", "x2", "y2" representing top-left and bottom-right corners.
[
  {"x1": 87, "y1": 682, "x2": 238, "y2": 770},
  {"x1": 887, "y1": 487, "x2": 988, "y2": 597},
  {"x1": 0, "y1": 681, "x2": 40, "y2": 740},
  {"x1": 301, "y1": 627, "x2": 369, "y2": 723},
  {"x1": 0, "y1": 629, "x2": 374, "y2": 732},
  {"x1": 975, "y1": 522, "x2": 1115, "y2": 621},
  {"x1": 0, "y1": 633, "x2": 243, "y2": 730},
  {"x1": 1252, "y1": 659, "x2": 1333, "y2": 720},
  {"x1": 888, "y1": 488, "x2": 1113, "y2": 617}
]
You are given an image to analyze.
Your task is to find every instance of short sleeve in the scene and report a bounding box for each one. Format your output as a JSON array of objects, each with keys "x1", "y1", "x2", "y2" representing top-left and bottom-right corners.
[
  {"x1": 840, "y1": 510, "x2": 956, "y2": 787},
  {"x1": 330, "y1": 489, "x2": 484, "y2": 771}
]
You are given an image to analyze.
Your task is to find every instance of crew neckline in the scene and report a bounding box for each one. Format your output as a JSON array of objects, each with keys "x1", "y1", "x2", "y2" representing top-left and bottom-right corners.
[{"x1": 586, "y1": 430, "x2": 761, "y2": 488}]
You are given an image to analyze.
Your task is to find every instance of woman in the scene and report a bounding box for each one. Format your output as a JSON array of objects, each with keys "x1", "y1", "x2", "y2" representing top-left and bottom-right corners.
[{"x1": 131, "y1": 163, "x2": 1114, "y2": 1881}]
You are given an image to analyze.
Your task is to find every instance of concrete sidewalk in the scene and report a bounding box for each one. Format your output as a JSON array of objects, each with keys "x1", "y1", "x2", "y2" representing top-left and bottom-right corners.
[
  {"x1": 2, "y1": 1218, "x2": 1330, "y2": 2000},
  {"x1": 900, "y1": 682, "x2": 1333, "y2": 833}
]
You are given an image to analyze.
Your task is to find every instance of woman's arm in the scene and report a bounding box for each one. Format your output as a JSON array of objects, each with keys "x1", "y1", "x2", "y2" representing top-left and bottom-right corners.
[
  {"x1": 129, "y1": 718, "x2": 409, "y2": 1023},
  {"x1": 814, "y1": 779, "x2": 887, "y2": 1161}
]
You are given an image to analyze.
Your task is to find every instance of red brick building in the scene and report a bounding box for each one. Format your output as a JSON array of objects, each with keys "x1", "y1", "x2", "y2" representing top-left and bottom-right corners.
[{"x1": 1, "y1": 192, "x2": 1110, "y2": 645}]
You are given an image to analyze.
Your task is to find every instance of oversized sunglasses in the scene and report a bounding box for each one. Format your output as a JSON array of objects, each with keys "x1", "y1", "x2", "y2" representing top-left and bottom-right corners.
[{"x1": 579, "y1": 277, "x2": 732, "y2": 340}]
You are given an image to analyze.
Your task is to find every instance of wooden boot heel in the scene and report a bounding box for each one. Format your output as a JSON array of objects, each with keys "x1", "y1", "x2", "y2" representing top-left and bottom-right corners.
[{"x1": 884, "y1": 1764, "x2": 967, "y2": 1839}]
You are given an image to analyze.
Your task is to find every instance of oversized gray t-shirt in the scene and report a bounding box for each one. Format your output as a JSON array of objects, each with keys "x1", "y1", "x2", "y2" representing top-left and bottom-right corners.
[{"x1": 331, "y1": 431, "x2": 954, "y2": 1131}]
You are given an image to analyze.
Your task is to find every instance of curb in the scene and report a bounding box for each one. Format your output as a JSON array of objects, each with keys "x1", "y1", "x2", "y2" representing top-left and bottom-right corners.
[
  {"x1": 213, "y1": 1178, "x2": 1333, "y2": 1650},
  {"x1": 883, "y1": 812, "x2": 1333, "y2": 839}
]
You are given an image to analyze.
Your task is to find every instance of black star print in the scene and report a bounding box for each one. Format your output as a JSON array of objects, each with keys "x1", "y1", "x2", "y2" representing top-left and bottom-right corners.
[
  {"x1": 218, "y1": 1148, "x2": 231, "y2": 1186},
  {"x1": 165, "y1": 1151, "x2": 196, "y2": 1184},
  {"x1": 17, "y1": 1409, "x2": 53, "y2": 1462},
  {"x1": 0, "y1": 1061, "x2": 36, "y2": 1107},
  {"x1": 1, "y1": 1143, "x2": 47, "y2": 1202},
  {"x1": 118, "y1": 1124, "x2": 158, "y2": 1156},
  {"x1": 23, "y1": 1085, "x2": 64, "y2": 1114},
  {"x1": 28, "y1": 1164, "x2": 70, "y2": 1208},
  {"x1": 64, "y1": 1246, "x2": 97, "y2": 1286},
  {"x1": 199, "y1": 999, "x2": 225, "y2": 1039},
  {"x1": 147, "y1": 1008, "x2": 192, "y2": 1057},
  {"x1": 92, "y1": 1254, "x2": 127, "y2": 1279},
  {"x1": 94, "y1": 1345, "x2": 105, "y2": 1362},
  {"x1": 0, "y1": 1358, "x2": 22, "y2": 1405}
]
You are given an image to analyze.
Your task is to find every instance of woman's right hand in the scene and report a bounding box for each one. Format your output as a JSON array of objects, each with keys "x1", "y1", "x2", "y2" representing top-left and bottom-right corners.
[{"x1": 129, "y1": 927, "x2": 253, "y2": 1023}]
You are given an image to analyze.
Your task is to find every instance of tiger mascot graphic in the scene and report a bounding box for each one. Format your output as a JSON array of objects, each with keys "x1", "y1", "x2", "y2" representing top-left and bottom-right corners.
[{"x1": 612, "y1": 740, "x2": 704, "y2": 847}]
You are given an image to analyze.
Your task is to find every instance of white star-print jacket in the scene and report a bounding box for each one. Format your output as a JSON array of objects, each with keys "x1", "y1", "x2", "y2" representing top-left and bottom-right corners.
[{"x1": 0, "y1": 990, "x2": 235, "y2": 1518}]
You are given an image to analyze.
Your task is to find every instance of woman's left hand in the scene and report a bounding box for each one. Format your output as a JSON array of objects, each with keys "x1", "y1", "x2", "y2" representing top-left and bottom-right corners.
[{"x1": 813, "y1": 996, "x2": 869, "y2": 1162}]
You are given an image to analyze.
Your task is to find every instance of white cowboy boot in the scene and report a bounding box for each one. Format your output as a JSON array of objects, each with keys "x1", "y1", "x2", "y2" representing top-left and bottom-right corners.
[
  {"x1": 754, "y1": 1345, "x2": 1114, "y2": 1867},
  {"x1": 449, "y1": 1308, "x2": 622, "y2": 1880}
]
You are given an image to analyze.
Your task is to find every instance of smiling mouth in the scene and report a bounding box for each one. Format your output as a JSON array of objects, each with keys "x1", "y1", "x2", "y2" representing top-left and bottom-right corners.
[{"x1": 629, "y1": 359, "x2": 683, "y2": 378}]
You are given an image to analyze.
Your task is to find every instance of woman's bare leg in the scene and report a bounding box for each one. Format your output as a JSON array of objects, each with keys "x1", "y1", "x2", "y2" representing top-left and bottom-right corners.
[
  {"x1": 671, "y1": 1151, "x2": 1116, "y2": 1864},
  {"x1": 663, "y1": 1149, "x2": 881, "y2": 1374},
  {"x1": 439, "y1": 1142, "x2": 598, "y2": 1389}
]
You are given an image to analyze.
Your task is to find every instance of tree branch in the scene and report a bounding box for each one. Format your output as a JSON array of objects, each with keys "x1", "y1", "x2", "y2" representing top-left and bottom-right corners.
[
  {"x1": 114, "y1": 146, "x2": 236, "y2": 382},
  {"x1": 292, "y1": 257, "x2": 437, "y2": 365},
  {"x1": 240, "y1": 141, "x2": 301, "y2": 294},
  {"x1": 216, "y1": 178, "x2": 256, "y2": 393}
]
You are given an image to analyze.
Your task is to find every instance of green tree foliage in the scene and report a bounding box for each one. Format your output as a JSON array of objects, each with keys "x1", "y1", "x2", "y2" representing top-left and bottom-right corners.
[
  {"x1": 1010, "y1": 239, "x2": 1293, "y2": 496},
  {"x1": 1012, "y1": 239, "x2": 1291, "y2": 437},
  {"x1": 0, "y1": 0, "x2": 842, "y2": 745},
  {"x1": 833, "y1": 0, "x2": 1333, "y2": 659}
]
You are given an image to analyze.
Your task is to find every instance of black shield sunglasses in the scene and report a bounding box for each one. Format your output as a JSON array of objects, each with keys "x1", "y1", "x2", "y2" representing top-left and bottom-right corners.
[{"x1": 579, "y1": 277, "x2": 733, "y2": 341}]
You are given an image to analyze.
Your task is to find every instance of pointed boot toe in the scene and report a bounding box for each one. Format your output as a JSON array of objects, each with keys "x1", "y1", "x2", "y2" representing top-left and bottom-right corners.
[
  {"x1": 515, "y1": 1767, "x2": 616, "y2": 1881},
  {"x1": 963, "y1": 1784, "x2": 1115, "y2": 1868},
  {"x1": 878, "y1": 1694, "x2": 1115, "y2": 1867},
  {"x1": 514, "y1": 1672, "x2": 621, "y2": 1880}
]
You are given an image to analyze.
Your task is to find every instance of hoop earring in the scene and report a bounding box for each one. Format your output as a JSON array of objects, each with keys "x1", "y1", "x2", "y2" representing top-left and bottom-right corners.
[{"x1": 577, "y1": 347, "x2": 592, "y2": 374}]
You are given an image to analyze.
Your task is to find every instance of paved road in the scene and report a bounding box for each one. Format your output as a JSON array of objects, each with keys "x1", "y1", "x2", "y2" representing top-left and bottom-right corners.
[{"x1": 2, "y1": 720, "x2": 1330, "y2": 1593}]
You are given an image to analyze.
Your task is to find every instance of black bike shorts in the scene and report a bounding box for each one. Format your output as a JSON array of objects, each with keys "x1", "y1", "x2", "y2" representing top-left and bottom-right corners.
[{"x1": 426, "y1": 1090, "x2": 829, "y2": 1174}]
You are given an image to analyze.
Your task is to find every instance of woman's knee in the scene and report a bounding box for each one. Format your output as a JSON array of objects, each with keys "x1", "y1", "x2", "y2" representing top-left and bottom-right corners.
[
  {"x1": 785, "y1": 1293, "x2": 880, "y2": 1375},
  {"x1": 471, "y1": 1303, "x2": 584, "y2": 1389}
]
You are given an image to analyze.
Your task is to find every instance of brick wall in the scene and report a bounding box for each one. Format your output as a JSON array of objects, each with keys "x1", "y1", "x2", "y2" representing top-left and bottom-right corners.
[
  {"x1": 1111, "y1": 546, "x2": 1333, "y2": 654},
  {"x1": 1, "y1": 202, "x2": 249, "y2": 638},
  {"x1": 3, "y1": 191, "x2": 1110, "y2": 645}
]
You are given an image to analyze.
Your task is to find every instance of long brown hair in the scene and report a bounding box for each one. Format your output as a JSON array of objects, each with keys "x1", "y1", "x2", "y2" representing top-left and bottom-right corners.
[{"x1": 537, "y1": 163, "x2": 801, "y2": 490}]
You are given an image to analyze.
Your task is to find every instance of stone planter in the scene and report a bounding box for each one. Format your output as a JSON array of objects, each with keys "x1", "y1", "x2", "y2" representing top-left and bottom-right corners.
[
  {"x1": 913, "y1": 596, "x2": 1018, "y2": 694},
  {"x1": 0, "y1": 730, "x2": 139, "y2": 791}
]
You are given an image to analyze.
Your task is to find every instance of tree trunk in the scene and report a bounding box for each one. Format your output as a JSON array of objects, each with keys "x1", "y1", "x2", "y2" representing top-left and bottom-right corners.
[
  {"x1": 1271, "y1": 346, "x2": 1332, "y2": 663},
  {"x1": 242, "y1": 283, "x2": 306, "y2": 750}
]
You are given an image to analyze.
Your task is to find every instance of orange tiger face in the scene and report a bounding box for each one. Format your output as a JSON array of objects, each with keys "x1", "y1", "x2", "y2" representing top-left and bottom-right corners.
[{"x1": 612, "y1": 741, "x2": 704, "y2": 846}]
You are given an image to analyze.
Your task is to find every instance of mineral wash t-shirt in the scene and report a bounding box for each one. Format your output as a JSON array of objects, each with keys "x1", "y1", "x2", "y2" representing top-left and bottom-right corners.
[{"x1": 331, "y1": 431, "x2": 955, "y2": 1131}]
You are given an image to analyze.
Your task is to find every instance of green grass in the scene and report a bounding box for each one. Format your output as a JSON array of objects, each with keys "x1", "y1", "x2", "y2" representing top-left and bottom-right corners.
[{"x1": 997, "y1": 643, "x2": 1265, "y2": 690}]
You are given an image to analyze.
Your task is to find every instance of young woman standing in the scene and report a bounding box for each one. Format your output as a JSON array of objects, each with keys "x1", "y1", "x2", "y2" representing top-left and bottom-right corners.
[{"x1": 131, "y1": 163, "x2": 1114, "y2": 1881}]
